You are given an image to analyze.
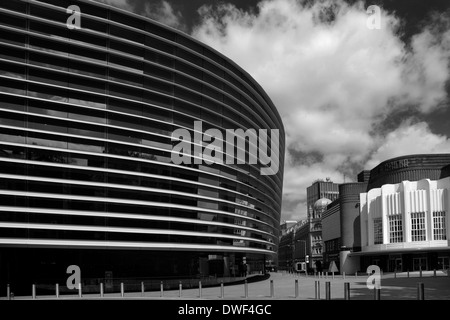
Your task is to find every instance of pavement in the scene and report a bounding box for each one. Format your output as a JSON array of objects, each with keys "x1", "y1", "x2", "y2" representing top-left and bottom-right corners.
[{"x1": 3, "y1": 270, "x2": 450, "y2": 300}]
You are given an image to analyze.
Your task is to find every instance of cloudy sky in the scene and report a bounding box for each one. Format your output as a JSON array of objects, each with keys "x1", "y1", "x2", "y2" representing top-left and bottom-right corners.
[{"x1": 94, "y1": 0, "x2": 450, "y2": 222}]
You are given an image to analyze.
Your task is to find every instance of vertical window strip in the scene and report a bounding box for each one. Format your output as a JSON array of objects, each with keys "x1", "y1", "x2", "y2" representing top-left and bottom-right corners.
[
  {"x1": 411, "y1": 212, "x2": 426, "y2": 241},
  {"x1": 389, "y1": 214, "x2": 403, "y2": 243},
  {"x1": 373, "y1": 218, "x2": 383, "y2": 245},
  {"x1": 433, "y1": 211, "x2": 447, "y2": 240}
]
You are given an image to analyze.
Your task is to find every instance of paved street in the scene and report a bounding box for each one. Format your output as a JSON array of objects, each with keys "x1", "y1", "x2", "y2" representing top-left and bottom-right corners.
[{"x1": 4, "y1": 270, "x2": 450, "y2": 300}]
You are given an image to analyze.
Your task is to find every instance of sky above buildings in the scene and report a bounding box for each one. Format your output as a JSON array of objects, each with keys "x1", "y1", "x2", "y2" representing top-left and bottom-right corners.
[{"x1": 93, "y1": 0, "x2": 450, "y2": 222}]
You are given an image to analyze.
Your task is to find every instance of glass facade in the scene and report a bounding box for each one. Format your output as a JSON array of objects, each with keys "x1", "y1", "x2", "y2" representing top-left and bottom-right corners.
[{"x1": 0, "y1": 0, "x2": 284, "y2": 292}]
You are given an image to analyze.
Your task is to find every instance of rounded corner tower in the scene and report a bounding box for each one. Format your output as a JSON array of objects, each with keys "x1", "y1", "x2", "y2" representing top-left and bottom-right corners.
[{"x1": 0, "y1": 0, "x2": 285, "y2": 293}]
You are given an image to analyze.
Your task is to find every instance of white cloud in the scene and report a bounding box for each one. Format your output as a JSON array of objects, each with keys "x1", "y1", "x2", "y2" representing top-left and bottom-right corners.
[
  {"x1": 366, "y1": 120, "x2": 450, "y2": 169},
  {"x1": 192, "y1": 0, "x2": 450, "y2": 221},
  {"x1": 144, "y1": 0, "x2": 184, "y2": 30}
]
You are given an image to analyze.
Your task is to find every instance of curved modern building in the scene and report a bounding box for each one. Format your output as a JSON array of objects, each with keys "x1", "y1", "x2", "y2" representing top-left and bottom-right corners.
[{"x1": 0, "y1": 0, "x2": 285, "y2": 293}]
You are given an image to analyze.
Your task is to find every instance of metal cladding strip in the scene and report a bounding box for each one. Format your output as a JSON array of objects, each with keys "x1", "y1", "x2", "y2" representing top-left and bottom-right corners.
[
  {"x1": 0, "y1": 206, "x2": 275, "y2": 238},
  {"x1": 0, "y1": 222, "x2": 273, "y2": 246},
  {"x1": 0, "y1": 8, "x2": 282, "y2": 135},
  {"x1": 0, "y1": 190, "x2": 277, "y2": 230},
  {"x1": 0, "y1": 238, "x2": 275, "y2": 253},
  {"x1": 0, "y1": 172, "x2": 277, "y2": 220},
  {"x1": 0, "y1": 156, "x2": 278, "y2": 215},
  {"x1": 0, "y1": 103, "x2": 281, "y2": 199}
]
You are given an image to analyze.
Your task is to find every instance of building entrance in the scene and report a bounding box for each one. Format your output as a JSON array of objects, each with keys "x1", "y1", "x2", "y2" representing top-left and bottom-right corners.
[
  {"x1": 413, "y1": 257, "x2": 427, "y2": 271},
  {"x1": 437, "y1": 256, "x2": 449, "y2": 270},
  {"x1": 389, "y1": 258, "x2": 402, "y2": 272}
]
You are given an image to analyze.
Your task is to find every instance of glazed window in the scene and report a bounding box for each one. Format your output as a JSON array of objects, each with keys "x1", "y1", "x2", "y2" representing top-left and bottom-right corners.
[
  {"x1": 145, "y1": 50, "x2": 174, "y2": 68},
  {"x1": 0, "y1": 11, "x2": 26, "y2": 29},
  {"x1": 69, "y1": 60, "x2": 106, "y2": 79},
  {"x1": 0, "y1": 0, "x2": 28, "y2": 13},
  {"x1": 29, "y1": 36, "x2": 69, "y2": 56},
  {"x1": 110, "y1": 40, "x2": 144, "y2": 59},
  {"x1": 69, "y1": 44, "x2": 106, "y2": 63},
  {"x1": 174, "y1": 87, "x2": 201, "y2": 105},
  {"x1": 70, "y1": 29, "x2": 107, "y2": 48},
  {"x1": 144, "y1": 77, "x2": 173, "y2": 95},
  {"x1": 109, "y1": 69, "x2": 143, "y2": 87},
  {"x1": 29, "y1": 51, "x2": 68, "y2": 71},
  {"x1": 30, "y1": 3, "x2": 67, "y2": 24},
  {"x1": 142, "y1": 106, "x2": 173, "y2": 123},
  {"x1": 0, "y1": 28, "x2": 26, "y2": 47},
  {"x1": 0, "y1": 44, "x2": 26, "y2": 62},
  {"x1": 110, "y1": 11, "x2": 143, "y2": 29},
  {"x1": 145, "y1": 63, "x2": 173, "y2": 81},
  {"x1": 175, "y1": 73, "x2": 202, "y2": 92},
  {"x1": 146, "y1": 23, "x2": 177, "y2": 42},
  {"x1": 80, "y1": 16, "x2": 107, "y2": 34},
  {"x1": 175, "y1": 60, "x2": 202, "y2": 79},
  {"x1": 411, "y1": 212, "x2": 426, "y2": 241},
  {"x1": 389, "y1": 214, "x2": 403, "y2": 243},
  {"x1": 109, "y1": 83, "x2": 143, "y2": 102},
  {"x1": 0, "y1": 60, "x2": 26, "y2": 79},
  {"x1": 0, "y1": 110, "x2": 25, "y2": 128},
  {"x1": 29, "y1": 20, "x2": 68, "y2": 39},
  {"x1": 0, "y1": 94, "x2": 25, "y2": 112},
  {"x1": 29, "y1": 67, "x2": 68, "y2": 87},
  {"x1": 110, "y1": 25, "x2": 144, "y2": 44},
  {"x1": 68, "y1": 91, "x2": 106, "y2": 109},
  {"x1": 433, "y1": 211, "x2": 447, "y2": 240}
]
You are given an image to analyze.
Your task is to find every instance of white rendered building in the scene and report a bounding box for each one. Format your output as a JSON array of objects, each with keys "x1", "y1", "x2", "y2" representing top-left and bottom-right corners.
[{"x1": 360, "y1": 177, "x2": 450, "y2": 271}]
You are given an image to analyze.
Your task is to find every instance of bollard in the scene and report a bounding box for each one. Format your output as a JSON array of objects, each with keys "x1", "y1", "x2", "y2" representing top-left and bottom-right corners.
[
  {"x1": 160, "y1": 281, "x2": 164, "y2": 297},
  {"x1": 374, "y1": 288, "x2": 380, "y2": 300},
  {"x1": 56, "y1": 283, "x2": 59, "y2": 299},
  {"x1": 78, "y1": 283, "x2": 82, "y2": 298},
  {"x1": 7, "y1": 284, "x2": 10, "y2": 300},
  {"x1": 141, "y1": 282, "x2": 145, "y2": 297},
  {"x1": 344, "y1": 282, "x2": 350, "y2": 300},
  {"x1": 120, "y1": 282, "x2": 124, "y2": 297},
  {"x1": 100, "y1": 283, "x2": 104, "y2": 298},
  {"x1": 315, "y1": 281, "x2": 320, "y2": 300},
  {"x1": 355, "y1": 271, "x2": 358, "y2": 278},
  {"x1": 295, "y1": 279, "x2": 299, "y2": 298},
  {"x1": 433, "y1": 269, "x2": 436, "y2": 277},
  {"x1": 417, "y1": 283, "x2": 424, "y2": 300},
  {"x1": 407, "y1": 270, "x2": 410, "y2": 278},
  {"x1": 179, "y1": 281, "x2": 182, "y2": 298},
  {"x1": 270, "y1": 280, "x2": 274, "y2": 298},
  {"x1": 325, "y1": 282, "x2": 331, "y2": 300},
  {"x1": 244, "y1": 280, "x2": 248, "y2": 298},
  {"x1": 220, "y1": 281, "x2": 224, "y2": 299},
  {"x1": 32, "y1": 284, "x2": 36, "y2": 300},
  {"x1": 199, "y1": 281, "x2": 202, "y2": 298}
]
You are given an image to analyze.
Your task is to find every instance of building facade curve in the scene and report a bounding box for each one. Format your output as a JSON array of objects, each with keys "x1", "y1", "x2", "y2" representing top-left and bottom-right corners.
[{"x1": 0, "y1": 0, "x2": 285, "y2": 293}]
